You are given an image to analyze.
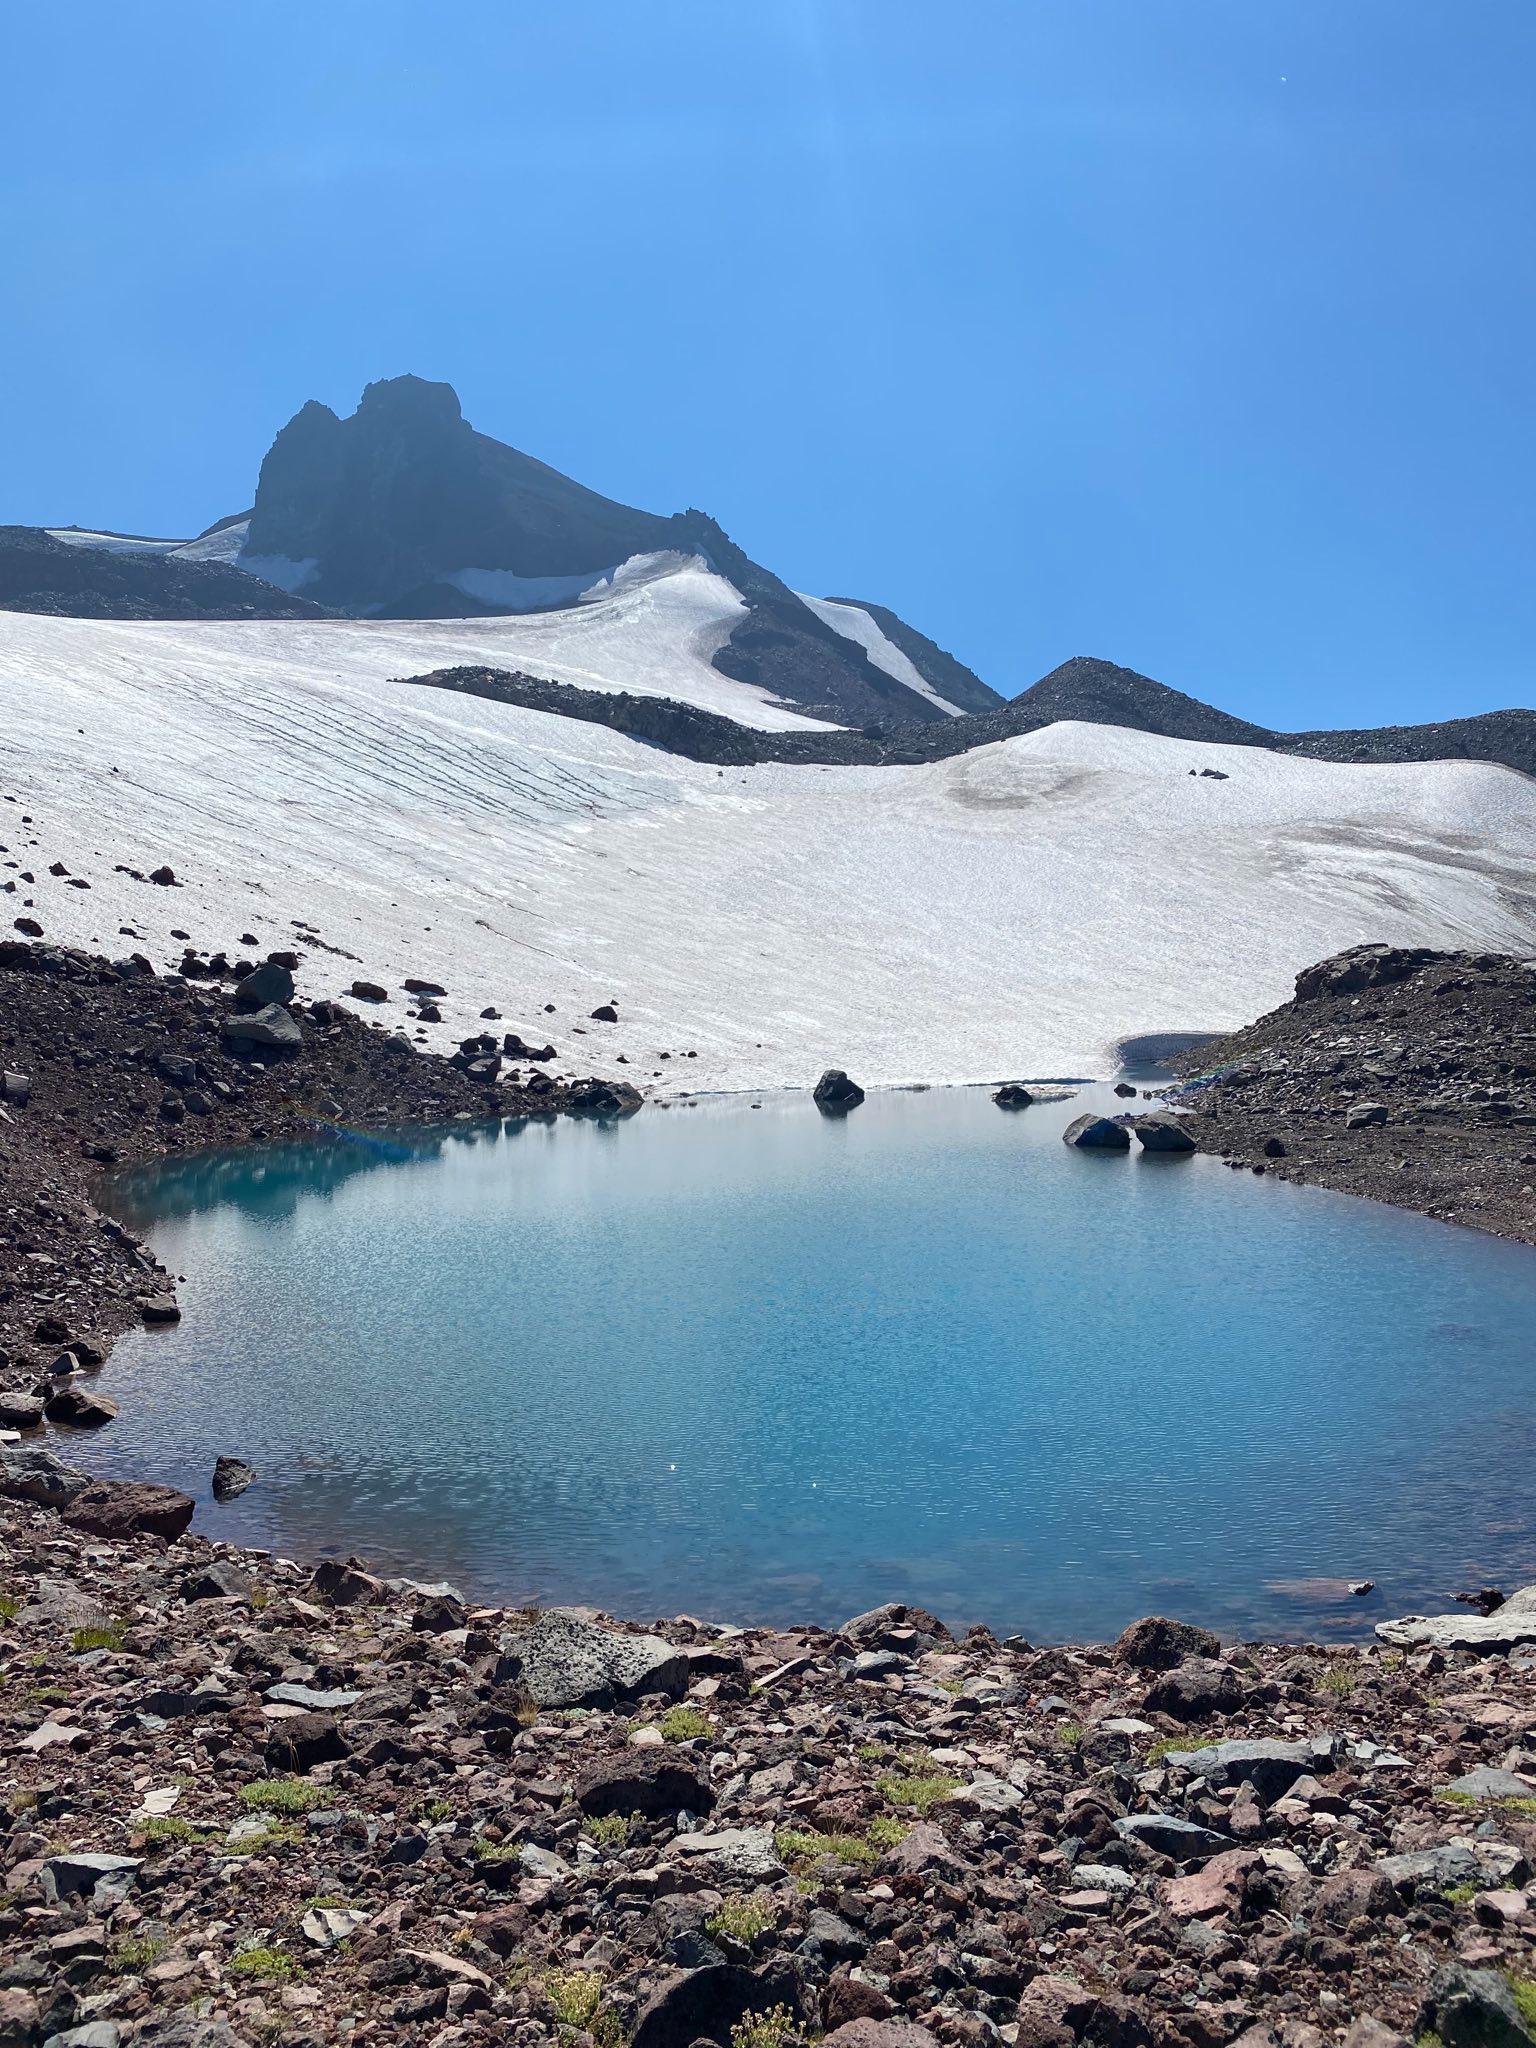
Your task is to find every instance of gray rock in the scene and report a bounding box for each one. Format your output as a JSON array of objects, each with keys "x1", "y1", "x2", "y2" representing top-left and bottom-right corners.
[
  {"x1": 1415, "y1": 1965, "x2": 1532, "y2": 2048},
  {"x1": 992, "y1": 1083, "x2": 1034, "y2": 1109},
  {"x1": 1063, "y1": 1113, "x2": 1131, "y2": 1150},
  {"x1": 0, "y1": 1388, "x2": 44, "y2": 1429},
  {"x1": 508, "y1": 1608, "x2": 689, "y2": 1708},
  {"x1": 44, "y1": 2026, "x2": 123, "y2": 2048},
  {"x1": 43, "y1": 1382, "x2": 117, "y2": 1428},
  {"x1": 1073, "y1": 1863, "x2": 1139, "y2": 1894},
  {"x1": 266, "y1": 1682, "x2": 362, "y2": 1711},
  {"x1": 671, "y1": 1827, "x2": 785, "y2": 1882},
  {"x1": 1164, "y1": 1736, "x2": 1337, "y2": 1802},
  {"x1": 221, "y1": 1003, "x2": 301, "y2": 1051},
  {"x1": 180, "y1": 1561, "x2": 253, "y2": 1604},
  {"x1": 1377, "y1": 1583, "x2": 1536, "y2": 1651},
  {"x1": 1440, "y1": 1765, "x2": 1536, "y2": 1802},
  {"x1": 575, "y1": 1751, "x2": 714, "y2": 1819},
  {"x1": 1346, "y1": 1101, "x2": 1389, "y2": 1128},
  {"x1": 0, "y1": 1443, "x2": 89, "y2": 1508},
  {"x1": 212, "y1": 1454, "x2": 255, "y2": 1501},
  {"x1": 1133, "y1": 1111, "x2": 1196, "y2": 1152},
  {"x1": 39, "y1": 1852, "x2": 140, "y2": 1905},
  {"x1": 2, "y1": 1070, "x2": 29, "y2": 1107},
  {"x1": 236, "y1": 960, "x2": 295, "y2": 1007},
  {"x1": 1113, "y1": 1813, "x2": 1234, "y2": 1862},
  {"x1": 1374, "y1": 1844, "x2": 1487, "y2": 1895},
  {"x1": 1143, "y1": 1656, "x2": 1245, "y2": 1721}
]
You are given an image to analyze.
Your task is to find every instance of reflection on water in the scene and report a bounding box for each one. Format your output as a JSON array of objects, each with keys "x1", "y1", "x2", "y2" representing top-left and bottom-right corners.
[{"x1": 93, "y1": 1084, "x2": 1536, "y2": 1642}]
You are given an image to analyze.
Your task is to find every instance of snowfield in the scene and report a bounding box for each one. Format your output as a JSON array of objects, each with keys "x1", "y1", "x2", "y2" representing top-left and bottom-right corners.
[{"x1": 3, "y1": 607, "x2": 1534, "y2": 1092}]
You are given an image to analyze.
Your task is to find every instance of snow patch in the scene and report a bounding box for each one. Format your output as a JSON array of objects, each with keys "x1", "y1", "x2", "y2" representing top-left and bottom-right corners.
[
  {"x1": 45, "y1": 529, "x2": 186, "y2": 556},
  {"x1": 799, "y1": 594, "x2": 965, "y2": 716},
  {"x1": 3, "y1": 608, "x2": 1534, "y2": 1094},
  {"x1": 443, "y1": 549, "x2": 708, "y2": 615},
  {"x1": 236, "y1": 551, "x2": 320, "y2": 594}
]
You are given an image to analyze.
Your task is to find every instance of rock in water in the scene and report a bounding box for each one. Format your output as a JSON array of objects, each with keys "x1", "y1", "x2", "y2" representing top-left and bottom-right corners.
[
  {"x1": 222, "y1": 1003, "x2": 301, "y2": 1051},
  {"x1": 1133, "y1": 1111, "x2": 1196, "y2": 1152},
  {"x1": 814, "y1": 1069, "x2": 865, "y2": 1115},
  {"x1": 212, "y1": 1455, "x2": 256, "y2": 1501},
  {"x1": 565, "y1": 1079, "x2": 643, "y2": 1119},
  {"x1": 992, "y1": 1083, "x2": 1034, "y2": 1109},
  {"x1": 1062, "y1": 1112, "x2": 1130, "y2": 1150},
  {"x1": 1376, "y1": 1583, "x2": 1536, "y2": 1651}
]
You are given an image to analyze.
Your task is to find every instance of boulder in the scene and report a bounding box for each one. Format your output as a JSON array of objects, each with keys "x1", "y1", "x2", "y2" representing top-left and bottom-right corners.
[
  {"x1": 39, "y1": 1852, "x2": 141, "y2": 1905},
  {"x1": 307, "y1": 1557, "x2": 386, "y2": 1606},
  {"x1": 1414, "y1": 1966, "x2": 1532, "y2": 2048},
  {"x1": 823, "y1": 2026, "x2": 941, "y2": 2048},
  {"x1": 62, "y1": 1480, "x2": 195, "y2": 1540},
  {"x1": 1132, "y1": 1111, "x2": 1196, "y2": 1153},
  {"x1": 0, "y1": 1388, "x2": 44, "y2": 1429},
  {"x1": 1114, "y1": 1615, "x2": 1222, "y2": 1670},
  {"x1": 993, "y1": 1083, "x2": 1034, "y2": 1109},
  {"x1": 350, "y1": 980, "x2": 388, "y2": 1002},
  {"x1": 842, "y1": 1601, "x2": 952, "y2": 1649},
  {"x1": 43, "y1": 1383, "x2": 118, "y2": 1428},
  {"x1": 574, "y1": 1750, "x2": 715, "y2": 1819},
  {"x1": 222, "y1": 1003, "x2": 301, "y2": 1051},
  {"x1": 565, "y1": 1079, "x2": 643, "y2": 1120},
  {"x1": 0, "y1": 1443, "x2": 89, "y2": 1508},
  {"x1": 813, "y1": 1069, "x2": 865, "y2": 1115},
  {"x1": 507, "y1": 1608, "x2": 689, "y2": 1709},
  {"x1": 2, "y1": 1069, "x2": 30, "y2": 1107},
  {"x1": 1163, "y1": 1736, "x2": 1337, "y2": 1803},
  {"x1": 264, "y1": 1711, "x2": 350, "y2": 1773},
  {"x1": 632, "y1": 1964, "x2": 809, "y2": 2048},
  {"x1": 1062, "y1": 1113, "x2": 1130, "y2": 1150},
  {"x1": 181, "y1": 1560, "x2": 254, "y2": 1604},
  {"x1": 212, "y1": 1454, "x2": 255, "y2": 1501},
  {"x1": 235, "y1": 960, "x2": 294, "y2": 1007},
  {"x1": 1347, "y1": 1101, "x2": 1389, "y2": 1129},
  {"x1": 1143, "y1": 1657, "x2": 1246, "y2": 1722},
  {"x1": 1113, "y1": 1813, "x2": 1234, "y2": 1862},
  {"x1": 1377, "y1": 1583, "x2": 1536, "y2": 1651}
]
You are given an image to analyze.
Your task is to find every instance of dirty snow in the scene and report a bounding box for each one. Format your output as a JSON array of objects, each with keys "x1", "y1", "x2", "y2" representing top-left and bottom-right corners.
[{"x1": 4, "y1": 607, "x2": 1534, "y2": 1093}]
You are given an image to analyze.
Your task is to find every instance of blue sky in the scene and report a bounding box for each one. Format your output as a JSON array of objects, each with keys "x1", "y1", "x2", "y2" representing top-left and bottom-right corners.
[{"x1": 2, "y1": 2, "x2": 1532, "y2": 726}]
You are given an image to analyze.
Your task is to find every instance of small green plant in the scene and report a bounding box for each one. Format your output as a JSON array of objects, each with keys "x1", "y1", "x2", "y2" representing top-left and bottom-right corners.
[
  {"x1": 110, "y1": 1935, "x2": 166, "y2": 1974},
  {"x1": 1508, "y1": 1981, "x2": 1536, "y2": 2034},
  {"x1": 230, "y1": 1946, "x2": 300, "y2": 1982},
  {"x1": 70, "y1": 1623, "x2": 126, "y2": 1654},
  {"x1": 546, "y1": 1967, "x2": 605, "y2": 2029},
  {"x1": 874, "y1": 1768, "x2": 959, "y2": 1815},
  {"x1": 23, "y1": 1686, "x2": 71, "y2": 1706},
  {"x1": 302, "y1": 1894, "x2": 355, "y2": 1912},
  {"x1": 0, "y1": 1592, "x2": 20, "y2": 1622},
  {"x1": 1320, "y1": 1664, "x2": 1358, "y2": 1699},
  {"x1": 1442, "y1": 1882, "x2": 1478, "y2": 1906},
  {"x1": 865, "y1": 1814, "x2": 909, "y2": 1850},
  {"x1": 226, "y1": 1820, "x2": 302, "y2": 1857},
  {"x1": 238, "y1": 1778, "x2": 324, "y2": 1816},
  {"x1": 935, "y1": 1677, "x2": 965, "y2": 1696},
  {"x1": 1143, "y1": 1736, "x2": 1188, "y2": 1765},
  {"x1": 419, "y1": 1797, "x2": 455, "y2": 1824},
  {"x1": 659, "y1": 1705, "x2": 712, "y2": 1743},
  {"x1": 583, "y1": 1812, "x2": 633, "y2": 1849},
  {"x1": 855, "y1": 1743, "x2": 887, "y2": 1762},
  {"x1": 707, "y1": 1895, "x2": 776, "y2": 1945},
  {"x1": 472, "y1": 1833, "x2": 523, "y2": 1863},
  {"x1": 774, "y1": 1826, "x2": 879, "y2": 1871},
  {"x1": 141, "y1": 1814, "x2": 199, "y2": 1849},
  {"x1": 1439, "y1": 1789, "x2": 1536, "y2": 1818},
  {"x1": 1056, "y1": 1721, "x2": 1083, "y2": 1750},
  {"x1": 731, "y1": 2004, "x2": 796, "y2": 2048}
]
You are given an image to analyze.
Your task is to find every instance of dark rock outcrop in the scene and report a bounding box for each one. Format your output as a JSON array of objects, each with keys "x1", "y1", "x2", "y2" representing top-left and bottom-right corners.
[
  {"x1": 814, "y1": 1070, "x2": 865, "y2": 1116},
  {"x1": 0, "y1": 525, "x2": 329, "y2": 621}
]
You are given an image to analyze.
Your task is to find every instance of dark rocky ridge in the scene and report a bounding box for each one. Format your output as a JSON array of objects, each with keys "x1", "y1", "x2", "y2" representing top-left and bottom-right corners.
[
  {"x1": 0, "y1": 525, "x2": 330, "y2": 621},
  {"x1": 243, "y1": 375, "x2": 993, "y2": 726},
  {"x1": 408, "y1": 653, "x2": 1536, "y2": 782},
  {"x1": 1167, "y1": 944, "x2": 1536, "y2": 1244}
]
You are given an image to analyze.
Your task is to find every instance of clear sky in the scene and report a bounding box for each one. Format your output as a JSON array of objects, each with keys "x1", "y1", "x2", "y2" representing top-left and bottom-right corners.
[{"x1": 2, "y1": 2, "x2": 1532, "y2": 727}]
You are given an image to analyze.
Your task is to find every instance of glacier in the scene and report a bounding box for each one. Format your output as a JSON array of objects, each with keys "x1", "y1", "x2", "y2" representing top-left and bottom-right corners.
[{"x1": 3, "y1": 604, "x2": 1534, "y2": 1094}]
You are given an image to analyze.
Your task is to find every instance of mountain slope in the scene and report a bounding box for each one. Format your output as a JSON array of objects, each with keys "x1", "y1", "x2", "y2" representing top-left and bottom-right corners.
[
  {"x1": 236, "y1": 375, "x2": 997, "y2": 725},
  {"x1": 4, "y1": 606, "x2": 1533, "y2": 1093},
  {"x1": 0, "y1": 525, "x2": 328, "y2": 621}
]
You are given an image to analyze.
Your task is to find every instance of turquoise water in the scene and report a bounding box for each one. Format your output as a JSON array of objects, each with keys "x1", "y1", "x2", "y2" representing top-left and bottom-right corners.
[{"x1": 91, "y1": 1085, "x2": 1536, "y2": 1642}]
